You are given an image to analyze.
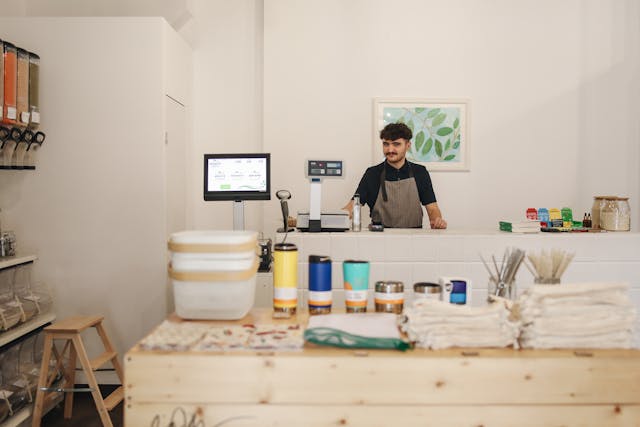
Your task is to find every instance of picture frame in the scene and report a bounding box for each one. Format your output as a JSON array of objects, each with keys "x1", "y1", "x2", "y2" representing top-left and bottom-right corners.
[{"x1": 373, "y1": 98, "x2": 470, "y2": 171}]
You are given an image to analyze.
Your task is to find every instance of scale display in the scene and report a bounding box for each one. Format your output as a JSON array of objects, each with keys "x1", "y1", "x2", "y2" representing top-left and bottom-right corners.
[{"x1": 307, "y1": 160, "x2": 343, "y2": 177}]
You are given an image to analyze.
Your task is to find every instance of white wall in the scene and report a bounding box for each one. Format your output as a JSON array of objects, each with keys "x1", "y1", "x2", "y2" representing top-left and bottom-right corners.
[
  {"x1": 262, "y1": 0, "x2": 640, "y2": 235},
  {"x1": 0, "y1": 18, "x2": 182, "y2": 360},
  {"x1": 188, "y1": 0, "x2": 266, "y2": 232},
  {"x1": 5, "y1": 0, "x2": 637, "y2": 236}
]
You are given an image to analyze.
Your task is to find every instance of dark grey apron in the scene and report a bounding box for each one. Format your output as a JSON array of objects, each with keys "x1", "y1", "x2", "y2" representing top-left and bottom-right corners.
[{"x1": 371, "y1": 164, "x2": 423, "y2": 228}]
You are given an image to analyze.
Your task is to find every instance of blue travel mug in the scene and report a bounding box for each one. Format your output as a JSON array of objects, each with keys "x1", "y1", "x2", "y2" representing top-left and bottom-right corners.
[{"x1": 308, "y1": 255, "x2": 332, "y2": 314}]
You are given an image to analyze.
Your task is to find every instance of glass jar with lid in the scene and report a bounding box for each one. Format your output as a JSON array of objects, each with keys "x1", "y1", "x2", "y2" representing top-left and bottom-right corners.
[
  {"x1": 591, "y1": 196, "x2": 615, "y2": 229},
  {"x1": 600, "y1": 197, "x2": 627, "y2": 231},
  {"x1": 616, "y1": 197, "x2": 631, "y2": 231}
]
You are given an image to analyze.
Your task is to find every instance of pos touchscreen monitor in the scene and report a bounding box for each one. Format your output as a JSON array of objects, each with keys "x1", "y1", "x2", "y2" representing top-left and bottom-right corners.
[{"x1": 203, "y1": 153, "x2": 271, "y2": 201}]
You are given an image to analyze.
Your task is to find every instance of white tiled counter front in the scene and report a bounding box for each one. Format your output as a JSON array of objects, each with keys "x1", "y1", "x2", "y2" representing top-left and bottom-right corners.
[{"x1": 270, "y1": 229, "x2": 640, "y2": 346}]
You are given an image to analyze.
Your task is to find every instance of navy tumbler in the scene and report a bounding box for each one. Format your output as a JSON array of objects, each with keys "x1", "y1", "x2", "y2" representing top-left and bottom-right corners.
[{"x1": 308, "y1": 255, "x2": 332, "y2": 314}]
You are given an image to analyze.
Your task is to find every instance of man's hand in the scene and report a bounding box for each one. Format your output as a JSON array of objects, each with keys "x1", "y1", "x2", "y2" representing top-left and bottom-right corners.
[
  {"x1": 430, "y1": 217, "x2": 447, "y2": 229},
  {"x1": 425, "y1": 202, "x2": 447, "y2": 229},
  {"x1": 342, "y1": 200, "x2": 354, "y2": 219}
]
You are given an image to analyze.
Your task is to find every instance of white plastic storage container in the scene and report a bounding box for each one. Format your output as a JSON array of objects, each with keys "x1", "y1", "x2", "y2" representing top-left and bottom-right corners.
[{"x1": 168, "y1": 230, "x2": 259, "y2": 320}]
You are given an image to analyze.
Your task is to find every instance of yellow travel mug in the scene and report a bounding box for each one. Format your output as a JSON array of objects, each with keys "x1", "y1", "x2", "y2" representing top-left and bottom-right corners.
[{"x1": 273, "y1": 243, "x2": 298, "y2": 314}]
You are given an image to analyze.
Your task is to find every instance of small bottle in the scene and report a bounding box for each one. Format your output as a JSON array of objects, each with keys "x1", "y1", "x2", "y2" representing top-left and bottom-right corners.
[{"x1": 352, "y1": 194, "x2": 361, "y2": 232}]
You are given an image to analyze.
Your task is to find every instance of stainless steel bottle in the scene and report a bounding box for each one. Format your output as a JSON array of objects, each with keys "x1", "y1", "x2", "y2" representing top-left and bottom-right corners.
[{"x1": 352, "y1": 194, "x2": 361, "y2": 232}]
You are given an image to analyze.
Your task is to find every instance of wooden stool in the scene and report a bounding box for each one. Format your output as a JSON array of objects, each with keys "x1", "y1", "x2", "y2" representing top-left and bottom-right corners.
[{"x1": 31, "y1": 316, "x2": 124, "y2": 427}]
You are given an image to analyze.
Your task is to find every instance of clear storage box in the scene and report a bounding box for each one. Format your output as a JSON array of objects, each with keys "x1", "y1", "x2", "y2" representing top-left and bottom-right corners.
[{"x1": 168, "y1": 230, "x2": 259, "y2": 320}]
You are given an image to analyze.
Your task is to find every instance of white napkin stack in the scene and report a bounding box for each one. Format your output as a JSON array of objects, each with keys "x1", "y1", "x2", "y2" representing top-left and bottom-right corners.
[
  {"x1": 517, "y1": 282, "x2": 636, "y2": 349},
  {"x1": 400, "y1": 299, "x2": 520, "y2": 349}
]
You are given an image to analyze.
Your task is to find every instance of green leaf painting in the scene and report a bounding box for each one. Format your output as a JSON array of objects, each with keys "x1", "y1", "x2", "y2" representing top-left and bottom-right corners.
[
  {"x1": 382, "y1": 104, "x2": 464, "y2": 164},
  {"x1": 423, "y1": 138, "x2": 433, "y2": 155},
  {"x1": 415, "y1": 131, "x2": 425, "y2": 151},
  {"x1": 437, "y1": 127, "x2": 453, "y2": 136}
]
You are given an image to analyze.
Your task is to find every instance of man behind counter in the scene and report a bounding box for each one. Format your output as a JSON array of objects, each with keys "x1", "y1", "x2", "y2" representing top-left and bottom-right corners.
[{"x1": 344, "y1": 122, "x2": 447, "y2": 229}]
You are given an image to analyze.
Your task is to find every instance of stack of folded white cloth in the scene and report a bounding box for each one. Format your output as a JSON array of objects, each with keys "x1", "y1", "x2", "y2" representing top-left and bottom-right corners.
[
  {"x1": 517, "y1": 282, "x2": 636, "y2": 349},
  {"x1": 400, "y1": 298, "x2": 520, "y2": 349}
]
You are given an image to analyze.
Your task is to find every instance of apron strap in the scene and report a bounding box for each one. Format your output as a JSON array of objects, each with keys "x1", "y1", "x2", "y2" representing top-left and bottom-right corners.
[{"x1": 380, "y1": 167, "x2": 388, "y2": 202}]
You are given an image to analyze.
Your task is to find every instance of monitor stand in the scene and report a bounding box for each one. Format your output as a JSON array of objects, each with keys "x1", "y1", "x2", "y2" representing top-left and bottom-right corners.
[{"x1": 233, "y1": 200, "x2": 245, "y2": 231}]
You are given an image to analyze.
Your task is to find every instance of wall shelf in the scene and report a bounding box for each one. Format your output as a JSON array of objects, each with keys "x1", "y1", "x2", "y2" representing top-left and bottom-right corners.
[
  {"x1": 0, "y1": 312, "x2": 55, "y2": 349},
  {"x1": 0, "y1": 390, "x2": 63, "y2": 427},
  {"x1": 0, "y1": 255, "x2": 37, "y2": 270}
]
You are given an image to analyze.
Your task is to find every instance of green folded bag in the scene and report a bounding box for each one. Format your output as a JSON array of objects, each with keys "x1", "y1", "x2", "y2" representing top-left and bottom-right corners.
[{"x1": 304, "y1": 327, "x2": 410, "y2": 351}]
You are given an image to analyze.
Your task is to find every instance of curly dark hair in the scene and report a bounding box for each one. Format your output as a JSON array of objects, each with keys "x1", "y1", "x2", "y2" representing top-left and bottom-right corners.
[{"x1": 379, "y1": 122, "x2": 412, "y2": 141}]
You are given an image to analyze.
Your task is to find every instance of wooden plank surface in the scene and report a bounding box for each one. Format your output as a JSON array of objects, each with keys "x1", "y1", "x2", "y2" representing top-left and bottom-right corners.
[
  {"x1": 45, "y1": 315, "x2": 103, "y2": 333},
  {"x1": 125, "y1": 351, "x2": 640, "y2": 405},
  {"x1": 125, "y1": 403, "x2": 640, "y2": 427}
]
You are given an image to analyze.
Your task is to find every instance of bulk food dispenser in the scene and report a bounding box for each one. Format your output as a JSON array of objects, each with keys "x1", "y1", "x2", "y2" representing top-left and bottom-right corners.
[
  {"x1": 2, "y1": 42, "x2": 17, "y2": 126},
  {"x1": 16, "y1": 48, "x2": 29, "y2": 126}
]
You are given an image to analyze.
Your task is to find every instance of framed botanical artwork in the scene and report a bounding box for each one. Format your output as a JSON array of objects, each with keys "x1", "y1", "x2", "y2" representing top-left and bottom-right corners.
[{"x1": 373, "y1": 98, "x2": 470, "y2": 171}]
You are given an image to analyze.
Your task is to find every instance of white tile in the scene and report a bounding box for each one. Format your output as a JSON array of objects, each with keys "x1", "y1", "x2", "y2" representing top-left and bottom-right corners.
[
  {"x1": 561, "y1": 235, "x2": 598, "y2": 262},
  {"x1": 410, "y1": 263, "x2": 439, "y2": 284},
  {"x1": 330, "y1": 234, "x2": 358, "y2": 262},
  {"x1": 356, "y1": 235, "x2": 386, "y2": 262},
  {"x1": 594, "y1": 234, "x2": 640, "y2": 262},
  {"x1": 332, "y1": 289, "x2": 346, "y2": 311},
  {"x1": 604, "y1": 262, "x2": 640, "y2": 286},
  {"x1": 435, "y1": 236, "x2": 466, "y2": 262},
  {"x1": 383, "y1": 236, "x2": 414, "y2": 262},
  {"x1": 383, "y1": 263, "x2": 414, "y2": 289},
  {"x1": 369, "y1": 262, "x2": 385, "y2": 287},
  {"x1": 298, "y1": 262, "x2": 308, "y2": 289},
  {"x1": 463, "y1": 236, "x2": 507, "y2": 263},
  {"x1": 468, "y1": 262, "x2": 494, "y2": 290},
  {"x1": 513, "y1": 235, "x2": 546, "y2": 254},
  {"x1": 411, "y1": 235, "x2": 437, "y2": 262},
  {"x1": 283, "y1": 233, "x2": 303, "y2": 252},
  {"x1": 299, "y1": 234, "x2": 331, "y2": 260},
  {"x1": 437, "y1": 262, "x2": 471, "y2": 278},
  {"x1": 563, "y1": 262, "x2": 640, "y2": 286},
  {"x1": 562, "y1": 262, "x2": 599, "y2": 283},
  {"x1": 331, "y1": 261, "x2": 343, "y2": 289}
]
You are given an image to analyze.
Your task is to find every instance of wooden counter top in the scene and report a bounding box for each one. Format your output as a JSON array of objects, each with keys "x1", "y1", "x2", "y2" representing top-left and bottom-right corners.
[
  {"x1": 125, "y1": 310, "x2": 640, "y2": 426},
  {"x1": 129, "y1": 309, "x2": 639, "y2": 359}
]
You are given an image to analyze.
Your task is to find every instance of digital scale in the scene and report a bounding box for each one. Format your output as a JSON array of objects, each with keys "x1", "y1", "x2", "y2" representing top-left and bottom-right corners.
[{"x1": 297, "y1": 160, "x2": 350, "y2": 232}]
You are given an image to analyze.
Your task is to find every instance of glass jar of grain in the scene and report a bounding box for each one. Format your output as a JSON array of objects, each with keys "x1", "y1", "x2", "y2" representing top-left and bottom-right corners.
[
  {"x1": 591, "y1": 196, "x2": 614, "y2": 229},
  {"x1": 600, "y1": 197, "x2": 629, "y2": 231},
  {"x1": 616, "y1": 197, "x2": 631, "y2": 231}
]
